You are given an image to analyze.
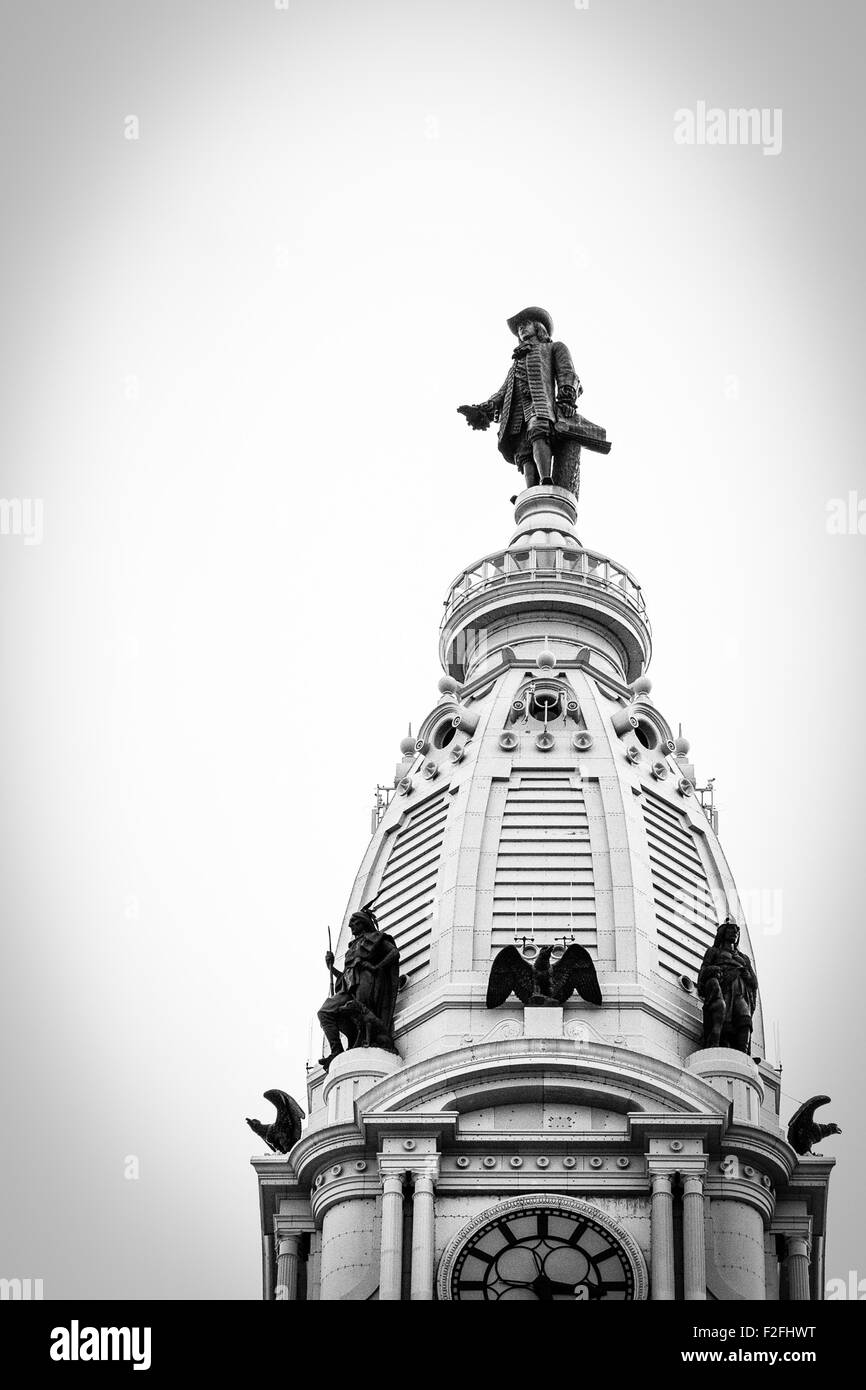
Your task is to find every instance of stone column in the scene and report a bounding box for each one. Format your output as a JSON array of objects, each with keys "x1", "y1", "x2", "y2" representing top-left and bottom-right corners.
[
  {"x1": 650, "y1": 1172, "x2": 675, "y2": 1300},
  {"x1": 786, "y1": 1236, "x2": 811, "y2": 1302},
  {"x1": 410, "y1": 1172, "x2": 437, "y2": 1301},
  {"x1": 378, "y1": 1171, "x2": 406, "y2": 1301},
  {"x1": 682, "y1": 1174, "x2": 707, "y2": 1301},
  {"x1": 306, "y1": 1231, "x2": 322, "y2": 1301},
  {"x1": 275, "y1": 1233, "x2": 301, "y2": 1301}
]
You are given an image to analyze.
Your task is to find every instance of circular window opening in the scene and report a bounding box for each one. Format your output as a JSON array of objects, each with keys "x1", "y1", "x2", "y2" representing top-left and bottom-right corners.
[
  {"x1": 634, "y1": 720, "x2": 657, "y2": 751},
  {"x1": 529, "y1": 690, "x2": 562, "y2": 721},
  {"x1": 432, "y1": 720, "x2": 457, "y2": 750}
]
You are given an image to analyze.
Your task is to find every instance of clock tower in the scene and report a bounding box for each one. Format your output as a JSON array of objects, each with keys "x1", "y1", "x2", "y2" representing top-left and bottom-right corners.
[{"x1": 251, "y1": 477, "x2": 833, "y2": 1302}]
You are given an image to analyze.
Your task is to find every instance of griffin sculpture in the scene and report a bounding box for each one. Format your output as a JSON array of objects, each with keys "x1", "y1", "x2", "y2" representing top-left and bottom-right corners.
[
  {"x1": 786, "y1": 1096, "x2": 841, "y2": 1156},
  {"x1": 486, "y1": 944, "x2": 602, "y2": 1009},
  {"x1": 245, "y1": 1089, "x2": 305, "y2": 1155}
]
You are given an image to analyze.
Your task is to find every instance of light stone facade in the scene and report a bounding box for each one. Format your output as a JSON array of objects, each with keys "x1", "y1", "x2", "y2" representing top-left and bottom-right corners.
[{"x1": 252, "y1": 485, "x2": 833, "y2": 1301}]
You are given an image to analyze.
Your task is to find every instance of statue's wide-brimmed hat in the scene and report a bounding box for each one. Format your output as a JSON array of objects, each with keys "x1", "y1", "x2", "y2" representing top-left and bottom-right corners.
[{"x1": 507, "y1": 305, "x2": 554, "y2": 337}]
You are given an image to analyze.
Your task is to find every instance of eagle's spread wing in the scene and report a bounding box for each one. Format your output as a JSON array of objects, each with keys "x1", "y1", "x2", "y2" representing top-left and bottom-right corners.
[
  {"x1": 787, "y1": 1095, "x2": 831, "y2": 1153},
  {"x1": 264, "y1": 1089, "x2": 306, "y2": 1150},
  {"x1": 486, "y1": 946, "x2": 534, "y2": 1007},
  {"x1": 550, "y1": 945, "x2": 602, "y2": 1006}
]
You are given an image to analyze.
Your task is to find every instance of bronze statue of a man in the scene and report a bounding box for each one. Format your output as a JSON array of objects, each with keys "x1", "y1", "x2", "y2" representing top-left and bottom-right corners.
[
  {"x1": 696, "y1": 918, "x2": 758, "y2": 1054},
  {"x1": 317, "y1": 907, "x2": 401, "y2": 1072},
  {"x1": 458, "y1": 306, "x2": 610, "y2": 496}
]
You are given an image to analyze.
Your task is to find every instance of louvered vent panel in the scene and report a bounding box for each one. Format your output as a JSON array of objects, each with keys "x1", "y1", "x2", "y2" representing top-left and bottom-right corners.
[
  {"x1": 493, "y1": 770, "x2": 597, "y2": 950},
  {"x1": 375, "y1": 790, "x2": 448, "y2": 981},
  {"x1": 643, "y1": 787, "x2": 718, "y2": 984}
]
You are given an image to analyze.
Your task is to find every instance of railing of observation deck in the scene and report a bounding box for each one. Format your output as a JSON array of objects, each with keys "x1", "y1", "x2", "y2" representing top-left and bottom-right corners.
[{"x1": 441, "y1": 546, "x2": 649, "y2": 632}]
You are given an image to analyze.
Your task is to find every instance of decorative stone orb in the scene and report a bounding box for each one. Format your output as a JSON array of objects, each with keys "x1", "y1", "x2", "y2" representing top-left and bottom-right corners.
[
  {"x1": 399, "y1": 735, "x2": 416, "y2": 756},
  {"x1": 631, "y1": 676, "x2": 652, "y2": 696},
  {"x1": 437, "y1": 675, "x2": 462, "y2": 697}
]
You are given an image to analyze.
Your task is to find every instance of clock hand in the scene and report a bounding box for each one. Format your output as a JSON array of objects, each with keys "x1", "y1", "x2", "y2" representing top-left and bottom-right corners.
[{"x1": 539, "y1": 1277, "x2": 588, "y2": 1296}]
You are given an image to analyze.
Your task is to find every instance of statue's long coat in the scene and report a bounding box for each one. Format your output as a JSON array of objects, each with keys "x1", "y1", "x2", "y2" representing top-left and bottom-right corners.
[
  {"x1": 341, "y1": 928, "x2": 400, "y2": 1032},
  {"x1": 487, "y1": 339, "x2": 580, "y2": 464}
]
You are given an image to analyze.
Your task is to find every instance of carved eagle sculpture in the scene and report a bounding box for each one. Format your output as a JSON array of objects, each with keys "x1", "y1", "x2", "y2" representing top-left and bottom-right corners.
[
  {"x1": 486, "y1": 944, "x2": 602, "y2": 1009},
  {"x1": 245, "y1": 1089, "x2": 305, "y2": 1155},
  {"x1": 786, "y1": 1095, "x2": 841, "y2": 1156}
]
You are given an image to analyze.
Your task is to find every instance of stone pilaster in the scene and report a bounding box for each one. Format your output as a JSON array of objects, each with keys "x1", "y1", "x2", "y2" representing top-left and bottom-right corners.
[
  {"x1": 649, "y1": 1171, "x2": 675, "y2": 1300},
  {"x1": 275, "y1": 1233, "x2": 301, "y2": 1301},
  {"x1": 409, "y1": 1161, "x2": 440, "y2": 1301},
  {"x1": 683, "y1": 1173, "x2": 707, "y2": 1301},
  {"x1": 786, "y1": 1236, "x2": 811, "y2": 1302},
  {"x1": 377, "y1": 1167, "x2": 406, "y2": 1301}
]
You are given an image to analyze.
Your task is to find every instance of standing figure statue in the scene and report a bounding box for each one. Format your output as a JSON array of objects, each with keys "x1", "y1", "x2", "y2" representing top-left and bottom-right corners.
[
  {"x1": 696, "y1": 917, "x2": 758, "y2": 1054},
  {"x1": 458, "y1": 306, "x2": 610, "y2": 498},
  {"x1": 317, "y1": 906, "x2": 401, "y2": 1072}
]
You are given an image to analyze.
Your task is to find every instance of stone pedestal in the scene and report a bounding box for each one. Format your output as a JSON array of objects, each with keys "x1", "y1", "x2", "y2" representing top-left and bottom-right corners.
[
  {"x1": 524, "y1": 1006, "x2": 564, "y2": 1040},
  {"x1": 510, "y1": 485, "x2": 579, "y2": 547},
  {"x1": 687, "y1": 1048, "x2": 764, "y2": 1125},
  {"x1": 321, "y1": 1047, "x2": 402, "y2": 1125}
]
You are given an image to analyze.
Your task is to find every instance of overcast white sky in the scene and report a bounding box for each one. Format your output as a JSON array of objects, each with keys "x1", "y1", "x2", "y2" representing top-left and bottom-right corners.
[{"x1": 1, "y1": 0, "x2": 864, "y2": 1297}]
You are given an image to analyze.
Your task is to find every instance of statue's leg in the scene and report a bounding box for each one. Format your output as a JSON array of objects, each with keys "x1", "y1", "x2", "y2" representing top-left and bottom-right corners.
[
  {"x1": 703, "y1": 995, "x2": 724, "y2": 1047},
  {"x1": 514, "y1": 435, "x2": 538, "y2": 489},
  {"x1": 317, "y1": 998, "x2": 357, "y2": 1065},
  {"x1": 729, "y1": 999, "x2": 753, "y2": 1054},
  {"x1": 530, "y1": 433, "x2": 553, "y2": 484}
]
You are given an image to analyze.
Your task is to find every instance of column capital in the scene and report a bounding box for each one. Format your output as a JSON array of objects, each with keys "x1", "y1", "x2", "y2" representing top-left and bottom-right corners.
[
  {"x1": 682, "y1": 1172, "x2": 706, "y2": 1196},
  {"x1": 409, "y1": 1157, "x2": 441, "y2": 1187},
  {"x1": 785, "y1": 1235, "x2": 812, "y2": 1260},
  {"x1": 650, "y1": 1171, "x2": 673, "y2": 1195},
  {"x1": 378, "y1": 1159, "x2": 408, "y2": 1189}
]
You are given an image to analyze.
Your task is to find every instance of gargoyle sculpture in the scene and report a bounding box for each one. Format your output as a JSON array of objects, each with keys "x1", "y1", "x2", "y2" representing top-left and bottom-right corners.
[
  {"x1": 486, "y1": 943, "x2": 602, "y2": 1009},
  {"x1": 786, "y1": 1096, "x2": 841, "y2": 1156},
  {"x1": 245, "y1": 1089, "x2": 305, "y2": 1155}
]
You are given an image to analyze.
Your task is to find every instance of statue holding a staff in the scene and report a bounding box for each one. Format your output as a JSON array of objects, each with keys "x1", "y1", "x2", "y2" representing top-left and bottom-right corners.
[{"x1": 316, "y1": 905, "x2": 402, "y2": 1072}]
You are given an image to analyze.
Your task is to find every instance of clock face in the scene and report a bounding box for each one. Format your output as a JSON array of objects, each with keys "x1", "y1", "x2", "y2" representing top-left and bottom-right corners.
[{"x1": 448, "y1": 1202, "x2": 638, "y2": 1301}]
